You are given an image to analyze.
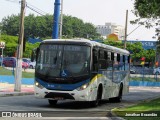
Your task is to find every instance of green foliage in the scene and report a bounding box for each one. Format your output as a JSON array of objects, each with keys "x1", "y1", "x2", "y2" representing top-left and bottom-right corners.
[
  {"x1": 1, "y1": 34, "x2": 39, "y2": 57},
  {"x1": 103, "y1": 40, "x2": 155, "y2": 63},
  {"x1": 133, "y1": 0, "x2": 160, "y2": 18},
  {"x1": 0, "y1": 14, "x2": 100, "y2": 40},
  {"x1": 103, "y1": 40, "x2": 123, "y2": 49},
  {"x1": 132, "y1": 0, "x2": 160, "y2": 40},
  {"x1": 0, "y1": 14, "x2": 101, "y2": 57},
  {"x1": 113, "y1": 97, "x2": 160, "y2": 120},
  {"x1": 0, "y1": 34, "x2": 18, "y2": 44},
  {"x1": 143, "y1": 49, "x2": 155, "y2": 62},
  {"x1": 127, "y1": 42, "x2": 145, "y2": 60}
]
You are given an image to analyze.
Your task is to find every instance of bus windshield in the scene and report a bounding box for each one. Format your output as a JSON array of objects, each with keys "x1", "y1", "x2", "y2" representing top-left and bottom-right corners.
[{"x1": 36, "y1": 44, "x2": 91, "y2": 78}]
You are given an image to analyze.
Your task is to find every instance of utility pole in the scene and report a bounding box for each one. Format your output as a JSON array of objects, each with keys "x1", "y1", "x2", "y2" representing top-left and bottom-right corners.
[
  {"x1": 59, "y1": 0, "x2": 63, "y2": 39},
  {"x1": 124, "y1": 10, "x2": 128, "y2": 49},
  {"x1": 14, "y1": 0, "x2": 26, "y2": 92}
]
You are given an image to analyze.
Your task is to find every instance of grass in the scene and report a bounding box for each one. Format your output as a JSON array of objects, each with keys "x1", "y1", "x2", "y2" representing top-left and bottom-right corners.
[
  {"x1": 0, "y1": 66, "x2": 34, "y2": 78},
  {"x1": 112, "y1": 98, "x2": 160, "y2": 120},
  {"x1": 130, "y1": 77, "x2": 160, "y2": 82}
]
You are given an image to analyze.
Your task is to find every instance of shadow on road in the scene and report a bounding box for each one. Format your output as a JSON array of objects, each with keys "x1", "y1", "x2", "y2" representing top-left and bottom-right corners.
[{"x1": 41, "y1": 100, "x2": 110, "y2": 109}]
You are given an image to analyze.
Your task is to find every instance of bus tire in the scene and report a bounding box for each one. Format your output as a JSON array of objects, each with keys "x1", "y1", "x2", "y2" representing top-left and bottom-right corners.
[
  {"x1": 48, "y1": 100, "x2": 57, "y2": 106},
  {"x1": 109, "y1": 85, "x2": 123, "y2": 103},
  {"x1": 114, "y1": 85, "x2": 123, "y2": 102},
  {"x1": 90, "y1": 85, "x2": 102, "y2": 107}
]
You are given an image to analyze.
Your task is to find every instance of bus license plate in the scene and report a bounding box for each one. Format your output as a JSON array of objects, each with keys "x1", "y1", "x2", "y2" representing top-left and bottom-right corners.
[{"x1": 53, "y1": 97, "x2": 64, "y2": 100}]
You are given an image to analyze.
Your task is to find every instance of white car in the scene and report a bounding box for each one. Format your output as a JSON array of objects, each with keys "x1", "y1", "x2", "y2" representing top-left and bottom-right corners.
[
  {"x1": 153, "y1": 67, "x2": 160, "y2": 74},
  {"x1": 29, "y1": 61, "x2": 36, "y2": 69}
]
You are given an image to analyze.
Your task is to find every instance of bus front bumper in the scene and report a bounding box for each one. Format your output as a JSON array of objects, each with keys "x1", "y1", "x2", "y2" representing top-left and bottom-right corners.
[{"x1": 34, "y1": 86, "x2": 96, "y2": 101}]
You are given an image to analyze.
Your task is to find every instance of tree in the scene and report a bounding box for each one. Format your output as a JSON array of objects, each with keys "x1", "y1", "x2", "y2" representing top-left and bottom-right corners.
[
  {"x1": 132, "y1": 0, "x2": 160, "y2": 39},
  {"x1": 132, "y1": 0, "x2": 160, "y2": 63},
  {"x1": 133, "y1": 0, "x2": 160, "y2": 19},
  {"x1": 1, "y1": 34, "x2": 40, "y2": 58},
  {"x1": 143, "y1": 49, "x2": 155, "y2": 67},
  {"x1": 103, "y1": 40, "x2": 154, "y2": 65},
  {"x1": 0, "y1": 14, "x2": 100, "y2": 40}
]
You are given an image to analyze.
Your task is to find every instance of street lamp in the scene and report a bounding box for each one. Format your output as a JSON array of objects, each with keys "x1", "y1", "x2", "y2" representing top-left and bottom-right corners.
[{"x1": 0, "y1": 41, "x2": 5, "y2": 66}]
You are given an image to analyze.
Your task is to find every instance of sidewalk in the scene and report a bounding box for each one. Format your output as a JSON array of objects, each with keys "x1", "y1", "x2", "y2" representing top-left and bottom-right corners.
[{"x1": 0, "y1": 83, "x2": 34, "y2": 97}]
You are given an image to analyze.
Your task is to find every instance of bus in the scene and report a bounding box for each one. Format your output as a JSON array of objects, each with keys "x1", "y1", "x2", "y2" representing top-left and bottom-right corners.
[{"x1": 32, "y1": 38, "x2": 130, "y2": 107}]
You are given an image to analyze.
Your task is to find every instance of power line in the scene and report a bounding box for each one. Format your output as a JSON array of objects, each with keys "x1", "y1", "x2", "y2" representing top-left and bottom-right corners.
[
  {"x1": 4, "y1": 0, "x2": 20, "y2": 4},
  {"x1": 26, "y1": 5, "x2": 45, "y2": 16},
  {"x1": 26, "y1": 2, "x2": 48, "y2": 15},
  {"x1": 127, "y1": 18, "x2": 150, "y2": 37}
]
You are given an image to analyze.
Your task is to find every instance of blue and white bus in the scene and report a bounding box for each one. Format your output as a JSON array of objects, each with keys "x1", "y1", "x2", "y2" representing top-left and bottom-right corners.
[{"x1": 32, "y1": 38, "x2": 130, "y2": 107}]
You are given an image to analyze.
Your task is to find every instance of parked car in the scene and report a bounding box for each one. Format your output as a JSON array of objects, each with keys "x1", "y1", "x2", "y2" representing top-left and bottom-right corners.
[
  {"x1": 3, "y1": 57, "x2": 29, "y2": 68},
  {"x1": 130, "y1": 69, "x2": 136, "y2": 74},
  {"x1": 22, "y1": 58, "x2": 31, "y2": 64},
  {"x1": 153, "y1": 67, "x2": 160, "y2": 74},
  {"x1": 3, "y1": 57, "x2": 16, "y2": 67},
  {"x1": 29, "y1": 61, "x2": 36, "y2": 69}
]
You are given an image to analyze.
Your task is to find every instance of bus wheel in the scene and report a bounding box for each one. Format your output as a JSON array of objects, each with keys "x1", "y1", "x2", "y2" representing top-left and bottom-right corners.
[
  {"x1": 114, "y1": 86, "x2": 123, "y2": 102},
  {"x1": 109, "y1": 86, "x2": 123, "y2": 103},
  {"x1": 90, "y1": 86, "x2": 102, "y2": 107},
  {"x1": 48, "y1": 100, "x2": 57, "y2": 106}
]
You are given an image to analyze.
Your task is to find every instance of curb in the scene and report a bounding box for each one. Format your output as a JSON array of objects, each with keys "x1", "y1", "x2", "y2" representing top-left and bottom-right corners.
[
  {"x1": 110, "y1": 109, "x2": 125, "y2": 120},
  {"x1": 0, "y1": 92, "x2": 34, "y2": 97}
]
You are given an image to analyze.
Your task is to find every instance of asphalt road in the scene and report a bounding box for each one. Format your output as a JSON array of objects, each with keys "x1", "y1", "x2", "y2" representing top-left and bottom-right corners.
[{"x1": 0, "y1": 87, "x2": 160, "y2": 119}]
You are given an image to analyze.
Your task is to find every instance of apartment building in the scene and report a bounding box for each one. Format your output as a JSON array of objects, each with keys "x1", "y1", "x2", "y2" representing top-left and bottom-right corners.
[{"x1": 96, "y1": 23, "x2": 125, "y2": 40}]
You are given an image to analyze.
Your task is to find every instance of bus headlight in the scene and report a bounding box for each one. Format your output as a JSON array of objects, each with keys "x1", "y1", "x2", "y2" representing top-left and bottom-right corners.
[
  {"x1": 76, "y1": 83, "x2": 89, "y2": 91},
  {"x1": 35, "y1": 81, "x2": 44, "y2": 89}
]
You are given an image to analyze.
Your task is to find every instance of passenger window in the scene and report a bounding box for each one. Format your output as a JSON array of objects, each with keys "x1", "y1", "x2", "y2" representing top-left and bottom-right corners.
[
  {"x1": 98, "y1": 49, "x2": 107, "y2": 69},
  {"x1": 107, "y1": 52, "x2": 112, "y2": 70}
]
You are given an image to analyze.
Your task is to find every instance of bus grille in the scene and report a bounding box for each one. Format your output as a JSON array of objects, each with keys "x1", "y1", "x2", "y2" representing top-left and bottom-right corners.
[{"x1": 45, "y1": 92, "x2": 75, "y2": 100}]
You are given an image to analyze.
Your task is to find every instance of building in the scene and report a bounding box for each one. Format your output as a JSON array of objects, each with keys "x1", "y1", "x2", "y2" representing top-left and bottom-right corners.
[
  {"x1": 127, "y1": 40, "x2": 160, "y2": 67},
  {"x1": 96, "y1": 23, "x2": 125, "y2": 40},
  {"x1": 127, "y1": 40, "x2": 157, "y2": 50}
]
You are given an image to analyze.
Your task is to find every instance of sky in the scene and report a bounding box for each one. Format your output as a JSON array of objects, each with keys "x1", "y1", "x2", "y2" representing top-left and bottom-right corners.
[{"x1": 0, "y1": 0, "x2": 157, "y2": 41}]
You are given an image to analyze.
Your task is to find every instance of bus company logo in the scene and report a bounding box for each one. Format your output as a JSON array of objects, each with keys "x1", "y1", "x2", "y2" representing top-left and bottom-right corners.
[
  {"x1": 2, "y1": 112, "x2": 12, "y2": 117},
  {"x1": 48, "y1": 84, "x2": 54, "y2": 88}
]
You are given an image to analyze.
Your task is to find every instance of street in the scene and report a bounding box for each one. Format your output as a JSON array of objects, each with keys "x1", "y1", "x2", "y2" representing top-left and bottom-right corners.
[{"x1": 0, "y1": 87, "x2": 160, "y2": 118}]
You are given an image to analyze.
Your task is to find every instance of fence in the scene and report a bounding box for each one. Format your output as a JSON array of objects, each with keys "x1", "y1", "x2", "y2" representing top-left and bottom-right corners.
[
  {"x1": 0, "y1": 66, "x2": 160, "y2": 87},
  {"x1": 130, "y1": 67, "x2": 160, "y2": 86},
  {"x1": 0, "y1": 66, "x2": 34, "y2": 91}
]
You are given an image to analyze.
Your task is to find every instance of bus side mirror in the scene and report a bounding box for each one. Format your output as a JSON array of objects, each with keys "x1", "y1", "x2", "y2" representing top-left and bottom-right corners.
[{"x1": 31, "y1": 48, "x2": 39, "y2": 62}]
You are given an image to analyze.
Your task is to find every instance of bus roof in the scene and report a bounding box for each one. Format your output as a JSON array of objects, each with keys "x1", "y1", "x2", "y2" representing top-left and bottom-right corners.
[{"x1": 42, "y1": 38, "x2": 130, "y2": 55}]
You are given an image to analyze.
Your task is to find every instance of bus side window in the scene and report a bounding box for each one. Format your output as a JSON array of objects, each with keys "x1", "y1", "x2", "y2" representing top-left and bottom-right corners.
[
  {"x1": 113, "y1": 53, "x2": 119, "y2": 70},
  {"x1": 107, "y1": 52, "x2": 112, "y2": 70},
  {"x1": 125, "y1": 55, "x2": 129, "y2": 70},
  {"x1": 111, "y1": 52, "x2": 114, "y2": 61},
  {"x1": 119, "y1": 55, "x2": 124, "y2": 71},
  {"x1": 93, "y1": 49, "x2": 98, "y2": 71},
  {"x1": 117, "y1": 54, "x2": 120, "y2": 62},
  {"x1": 98, "y1": 50, "x2": 106, "y2": 69}
]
